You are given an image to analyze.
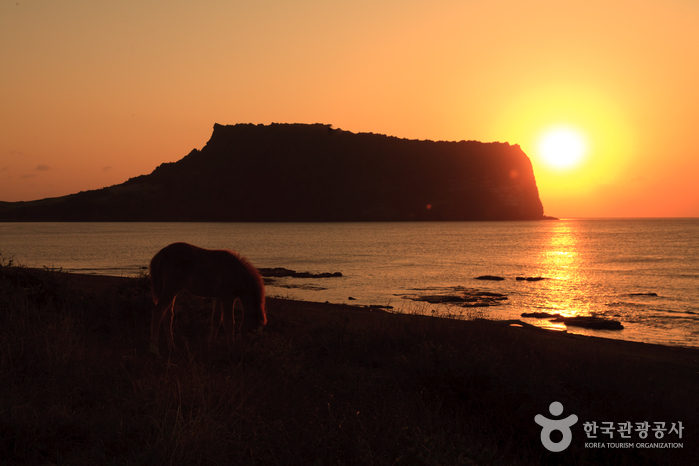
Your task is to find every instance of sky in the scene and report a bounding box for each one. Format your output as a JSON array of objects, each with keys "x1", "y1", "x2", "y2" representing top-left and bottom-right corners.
[{"x1": 1, "y1": 0, "x2": 698, "y2": 218}]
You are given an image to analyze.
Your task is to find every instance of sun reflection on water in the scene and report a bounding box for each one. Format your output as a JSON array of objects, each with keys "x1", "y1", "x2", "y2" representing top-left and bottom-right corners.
[
  {"x1": 535, "y1": 222, "x2": 594, "y2": 330},
  {"x1": 545, "y1": 229, "x2": 578, "y2": 281}
]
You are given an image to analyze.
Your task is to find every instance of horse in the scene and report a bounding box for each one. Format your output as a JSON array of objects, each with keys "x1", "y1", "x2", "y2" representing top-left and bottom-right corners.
[{"x1": 148, "y1": 242, "x2": 267, "y2": 356}]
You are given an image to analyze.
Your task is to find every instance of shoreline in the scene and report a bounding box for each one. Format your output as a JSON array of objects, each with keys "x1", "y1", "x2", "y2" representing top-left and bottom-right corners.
[
  {"x1": 3, "y1": 265, "x2": 698, "y2": 463},
  {"x1": 47, "y1": 262, "x2": 699, "y2": 349},
  {"x1": 62, "y1": 268, "x2": 699, "y2": 352}
]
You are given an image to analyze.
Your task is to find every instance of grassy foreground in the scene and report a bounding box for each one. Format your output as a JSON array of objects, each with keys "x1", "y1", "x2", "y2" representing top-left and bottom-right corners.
[{"x1": 0, "y1": 266, "x2": 697, "y2": 465}]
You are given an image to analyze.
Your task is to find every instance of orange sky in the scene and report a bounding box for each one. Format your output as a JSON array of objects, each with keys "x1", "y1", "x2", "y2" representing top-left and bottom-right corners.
[{"x1": 1, "y1": 0, "x2": 698, "y2": 218}]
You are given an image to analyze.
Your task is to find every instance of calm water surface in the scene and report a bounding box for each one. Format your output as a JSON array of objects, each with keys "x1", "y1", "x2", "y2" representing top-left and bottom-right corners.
[{"x1": 1, "y1": 220, "x2": 697, "y2": 348}]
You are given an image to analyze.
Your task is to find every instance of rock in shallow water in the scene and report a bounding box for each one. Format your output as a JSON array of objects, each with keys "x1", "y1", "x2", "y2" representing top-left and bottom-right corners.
[
  {"x1": 551, "y1": 316, "x2": 624, "y2": 330},
  {"x1": 409, "y1": 289, "x2": 508, "y2": 307},
  {"x1": 259, "y1": 267, "x2": 342, "y2": 278},
  {"x1": 521, "y1": 312, "x2": 624, "y2": 330},
  {"x1": 521, "y1": 312, "x2": 562, "y2": 318}
]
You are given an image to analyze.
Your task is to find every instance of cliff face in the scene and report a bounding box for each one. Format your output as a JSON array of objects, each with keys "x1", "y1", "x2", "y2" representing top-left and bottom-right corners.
[{"x1": 0, "y1": 123, "x2": 548, "y2": 221}]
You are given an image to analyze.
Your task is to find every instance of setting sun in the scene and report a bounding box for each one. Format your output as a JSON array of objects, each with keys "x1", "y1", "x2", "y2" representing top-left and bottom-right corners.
[{"x1": 537, "y1": 127, "x2": 587, "y2": 170}]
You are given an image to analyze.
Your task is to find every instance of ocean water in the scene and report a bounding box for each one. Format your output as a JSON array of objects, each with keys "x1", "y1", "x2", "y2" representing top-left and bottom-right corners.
[{"x1": 1, "y1": 219, "x2": 697, "y2": 348}]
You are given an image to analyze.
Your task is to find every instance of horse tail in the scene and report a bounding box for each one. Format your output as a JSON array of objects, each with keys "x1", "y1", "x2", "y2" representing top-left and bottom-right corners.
[
  {"x1": 256, "y1": 281, "x2": 267, "y2": 327},
  {"x1": 149, "y1": 249, "x2": 164, "y2": 304},
  {"x1": 251, "y1": 261, "x2": 267, "y2": 328}
]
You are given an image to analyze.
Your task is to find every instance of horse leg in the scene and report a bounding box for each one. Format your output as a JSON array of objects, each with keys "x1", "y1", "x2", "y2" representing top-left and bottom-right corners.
[
  {"x1": 209, "y1": 299, "x2": 224, "y2": 344},
  {"x1": 150, "y1": 293, "x2": 176, "y2": 356},
  {"x1": 222, "y1": 297, "x2": 236, "y2": 344},
  {"x1": 234, "y1": 298, "x2": 245, "y2": 334},
  {"x1": 164, "y1": 297, "x2": 176, "y2": 352}
]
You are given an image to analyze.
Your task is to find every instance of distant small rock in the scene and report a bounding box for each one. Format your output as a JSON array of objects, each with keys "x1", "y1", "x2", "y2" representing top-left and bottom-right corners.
[
  {"x1": 629, "y1": 292, "x2": 658, "y2": 297},
  {"x1": 475, "y1": 275, "x2": 505, "y2": 281},
  {"x1": 516, "y1": 276, "x2": 546, "y2": 282},
  {"x1": 348, "y1": 297, "x2": 356, "y2": 300}
]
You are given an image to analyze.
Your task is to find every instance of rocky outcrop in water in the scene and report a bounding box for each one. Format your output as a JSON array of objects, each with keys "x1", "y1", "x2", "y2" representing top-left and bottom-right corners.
[
  {"x1": 475, "y1": 275, "x2": 506, "y2": 281},
  {"x1": 521, "y1": 312, "x2": 624, "y2": 330},
  {"x1": 258, "y1": 268, "x2": 342, "y2": 278},
  {"x1": 407, "y1": 289, "x2": 508, "y2": 307},
  {"x1": 0, "y1": 123, "x2": 552, "y2": 222},
  {"x1": 550, "y1": 316, "x2": 624, "y2": 330}
]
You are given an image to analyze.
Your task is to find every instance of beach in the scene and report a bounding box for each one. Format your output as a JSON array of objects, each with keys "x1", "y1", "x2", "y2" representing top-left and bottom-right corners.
[{"x1": 1, "y1": 267, "x2": 697, "y2": 464}]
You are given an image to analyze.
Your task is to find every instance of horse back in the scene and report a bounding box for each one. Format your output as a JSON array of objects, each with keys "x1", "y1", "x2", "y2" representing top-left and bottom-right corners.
[{"x1": 189, "y1": 248, "x2": 258, "y2": 298}]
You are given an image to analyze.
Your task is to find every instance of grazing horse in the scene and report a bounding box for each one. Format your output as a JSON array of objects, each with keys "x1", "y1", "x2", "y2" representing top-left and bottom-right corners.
[{"x1": 149, "y1": 242, "x2": 267, "y2": 356}]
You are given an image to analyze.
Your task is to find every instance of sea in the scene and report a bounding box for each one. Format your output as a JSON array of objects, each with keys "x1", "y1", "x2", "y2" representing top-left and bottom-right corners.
[{"x1": 1, "y1": 219, "x2": 697, "y2": 348}]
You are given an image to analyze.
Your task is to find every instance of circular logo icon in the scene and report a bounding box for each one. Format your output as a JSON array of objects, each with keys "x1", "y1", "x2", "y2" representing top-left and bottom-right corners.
[{"x1": 534, "y1": 402, "x2": 578, "y2": 452}]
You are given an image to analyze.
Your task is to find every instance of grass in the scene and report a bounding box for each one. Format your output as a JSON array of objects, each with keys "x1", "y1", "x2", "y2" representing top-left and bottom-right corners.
[{"x1": 0, "y1": 264, "x2": 697, "y2": 465}]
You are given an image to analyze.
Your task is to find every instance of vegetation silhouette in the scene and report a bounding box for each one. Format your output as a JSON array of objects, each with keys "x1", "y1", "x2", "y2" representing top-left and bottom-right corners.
[
  {"x1": 0, "y1": 123, "x2": 552, "y2": 221},
  {"x1": 149, "y1": 242, "x2": 266, "y2": 357}
]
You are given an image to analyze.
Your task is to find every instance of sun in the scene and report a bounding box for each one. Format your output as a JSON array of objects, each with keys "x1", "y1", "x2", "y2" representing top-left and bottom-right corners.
[{"x1": 537, "y1": 127, "x2": 587, "y2": 170}]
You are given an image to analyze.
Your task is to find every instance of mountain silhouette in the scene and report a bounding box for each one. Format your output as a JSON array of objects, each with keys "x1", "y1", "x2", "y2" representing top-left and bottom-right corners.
[{"x1": 0, "y1": 123, "x2": 552, "y2": 221}]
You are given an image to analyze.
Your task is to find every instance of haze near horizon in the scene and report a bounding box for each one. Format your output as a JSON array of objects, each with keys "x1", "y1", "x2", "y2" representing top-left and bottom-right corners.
[{"x1": 1, "y1": 0, "x2": 698, "y2": 218}]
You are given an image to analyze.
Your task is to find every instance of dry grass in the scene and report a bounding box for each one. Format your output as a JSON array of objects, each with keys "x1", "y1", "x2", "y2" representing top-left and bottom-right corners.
[{"x1": 1, "y1": 265, "x2": 697, "y2": 465}]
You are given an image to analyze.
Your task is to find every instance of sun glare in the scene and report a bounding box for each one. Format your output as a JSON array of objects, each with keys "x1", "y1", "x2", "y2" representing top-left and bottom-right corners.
[{"x1": 537, "y1": 127, "x2": 587, "y2": 170}]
